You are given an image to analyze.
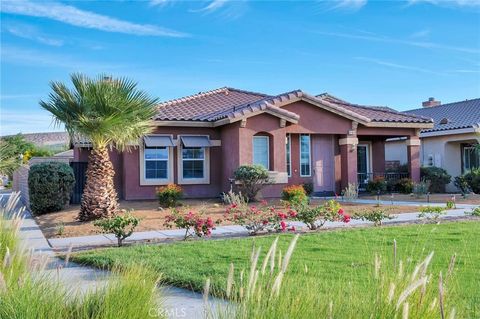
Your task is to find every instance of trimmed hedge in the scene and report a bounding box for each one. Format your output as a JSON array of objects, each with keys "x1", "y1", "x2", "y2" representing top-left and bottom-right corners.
[
  {"x1": 464, "y1": 168, "x2": 480, "y2": 194},
  {"x1": 420, "y1": 166, "x2": 451, "y2": 193},
  {"x1": 28, "y1": 162, "x2": 75, "y2": 215}
]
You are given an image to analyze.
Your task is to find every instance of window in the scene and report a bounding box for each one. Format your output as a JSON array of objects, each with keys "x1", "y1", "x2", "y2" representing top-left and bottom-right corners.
[
  {"x1": 286, "y1": 134, "x2": 291, "y2": 176},
  {"x1": 144, "y1": 147, "x2": 169, "y2": 180},
  {"x1": 253, "y1": 136, "x2": 270, "y2": 169},
  {"x1": 182, "y1": 147, "x2": 205, "y2": 179},
  {"x1": 300, "y1": 134, "x2": 311, "y2": 176},
  {"x1": 463, "y1": 145, "x2": 480, "y2": 172}
]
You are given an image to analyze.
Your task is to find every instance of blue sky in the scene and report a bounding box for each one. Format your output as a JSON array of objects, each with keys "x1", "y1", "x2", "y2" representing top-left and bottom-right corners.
[{"x1": 1, "y1": 0, "x2": 479, "y2": 135}]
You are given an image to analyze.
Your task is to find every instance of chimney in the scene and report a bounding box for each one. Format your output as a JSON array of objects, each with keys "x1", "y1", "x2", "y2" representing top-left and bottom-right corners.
[{"x1": 422, "y1": 97, "x2": 441, "y2": 108}]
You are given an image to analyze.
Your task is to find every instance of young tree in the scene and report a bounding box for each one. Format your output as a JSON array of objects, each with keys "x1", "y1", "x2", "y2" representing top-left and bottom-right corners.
[{"x1": 40, "y1": 74, "x2": 158, "y2": 221}]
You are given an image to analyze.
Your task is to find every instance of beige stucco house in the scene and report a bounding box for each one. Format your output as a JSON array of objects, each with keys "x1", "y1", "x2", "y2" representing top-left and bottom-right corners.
[{"x1": 386, "y1": 97, "x2": 480, "y2": 192}]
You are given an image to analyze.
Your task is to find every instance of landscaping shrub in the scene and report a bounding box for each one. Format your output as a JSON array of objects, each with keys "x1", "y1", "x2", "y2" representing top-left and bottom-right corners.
[
  {"x1": 222, "y1": 190, "x2": 247, "y2": 206},
  {"x1": 357, "y1": 208, "x2": 395, "y2": 226},
  {"x1": 156, "y1": 183, "x2": 182, "y2": 208},
  {"x1": 282, "y1": 185, "x2": 308, "y2": 206},
  {"x1": 164, "y1": 209, "x2": 219, "y2": 240},
  {"x1": 341, "y1": 183, "x2": 358, "y2": 200},
  {"x1": 454, "y1": 175, "x2": 471, "y2": 195},
  {"x1": 223, "y1": 200, "x2": 295, "y2": 235},
  {"x1": 467, "y1": 207, "x2": 480, "y2": 217},
  {"x1": 234, "y1": 165, "x2": 270, "y2": 201},
  {"x1": 28, "y1": 162, "x2": 75, "y2": 215},
  {"x1": 366, "y1": 176, "x2": 387, "y2": 194},
  {"x1": 463, "y1": 168, "x2": 480, "y2": 194},
  {"x1": 413, "y1": 180, "x2": 430, "y2": 198},
  {"x1": 420, "y1": 166, "x2": 451, "y2": 193},
  {"x1": 293, "y1": 200, "x2": 350, "y2": 230},
  {"x1": 396, "y1": 178, "x2": 414, "y2": 194},
  {"x1": 94, "y1": 210, "x2": 140, "y2": 246},
  {"x1": 418, "y1": 205, "x2": 446, "y2": 222},
  {"x1": 302, "y1": 182, "x2": 314, "y2": 196}
]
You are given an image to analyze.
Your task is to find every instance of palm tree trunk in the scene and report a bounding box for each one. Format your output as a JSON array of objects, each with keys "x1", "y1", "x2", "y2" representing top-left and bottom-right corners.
[{"x1": 78, "y1": 146, "x2": 118, "y2": 221}]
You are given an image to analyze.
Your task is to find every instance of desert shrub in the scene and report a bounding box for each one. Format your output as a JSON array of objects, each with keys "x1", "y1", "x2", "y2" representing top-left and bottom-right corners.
[
  {"x1": 282, "y1": 185, "x2": 308, "y2": 206},
  {"x1": 445, "y1": 200, "x2": 455, "y2": 210},
  {"x1": 302, "y1": 182, "x2": 314, "y2": 196},
  {"x1": 420, "y1": 166, "x2": 451, "y2": 193},
  {"x1": 164, "y1": 209, "x2": 218, "y2": 240},
  {"x1": 454, "y1": 175, "x2": 471, "y2": 195},
  {"x1": 223, "y1": 200, "x2": 295, "y2": 235},
  {"x1": 366, "y1": 176, "x2": 387, "y2": 194},
  {"x1": 94, "y1": 210, "x2": 140, "y2": 246},
  {"x1": 357, "y1": 208, "x2": 395, "y2": 226},
  {"x1": 341, "y1": 183, "x2": 358, "y2": 200},
  {"x1": 413, "y1": 180, "x2": 430, "y2": 198},
  {"x1": 463, "y1": 168, "x2": 480, "y2": 194},
  {"x1": 156, "y1": 183, "x2": 182, "y2": 208},
  {"x1": 396, "y1": 178, "x2": 414, "y2": 194},
  {"x1": 28, "y1": 162, "x2": 75, "y2": 215},
  {"x1": 222, "y1": 190, "x2": 247, "y2": 206},
  {"x1": 293, "y1": 200, "x2": 350, "y2": 230},
  {"x1": 22, "y1": 147, "x2": 54, "y2": 163},
  {"x1": 234, "y1": 165, "x2": 270, "y2": 201},
  {"x1": 418, "y1": 206, "x2": 446, "y2": 222}
]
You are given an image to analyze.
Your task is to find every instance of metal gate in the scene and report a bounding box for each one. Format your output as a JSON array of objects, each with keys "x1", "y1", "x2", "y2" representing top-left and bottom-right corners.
[{"x1": 70, "y1": 162, "x2": 88, "y2": 204}]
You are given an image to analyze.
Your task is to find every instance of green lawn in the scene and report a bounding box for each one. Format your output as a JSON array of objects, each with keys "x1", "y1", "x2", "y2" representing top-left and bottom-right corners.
[{"x1": 72, "y1": 221, "x2": 480, "y2": 317}]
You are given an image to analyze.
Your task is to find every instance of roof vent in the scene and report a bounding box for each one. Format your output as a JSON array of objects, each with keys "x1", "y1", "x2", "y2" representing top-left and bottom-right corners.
[
  {"x1": 422, "y1": 97, "x2": 441, "y2": 108},
  {"x1": 439, "y1": 118, "x2": 450, "y2": 125}
]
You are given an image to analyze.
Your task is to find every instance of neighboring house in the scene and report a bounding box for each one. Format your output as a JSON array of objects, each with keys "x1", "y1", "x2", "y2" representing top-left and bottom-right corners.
[
  {"x1": 386, "y1": 97, "x2": 480, "y2": 192},
  {"x1": 73, "y1": 87, "x2": 432, "y2": 199},
  {"x1": 1, "y1": 132, "x2": 70, "y2": 152}
]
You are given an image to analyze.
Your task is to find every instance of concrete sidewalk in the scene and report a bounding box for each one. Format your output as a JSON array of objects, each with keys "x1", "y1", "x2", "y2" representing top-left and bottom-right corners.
[
  {"x1": 19, "y1": 209, "x2": 223, "y2": 318},
  {"x1": 47, "y1": 203, "x2": 478, "y2": 251}
]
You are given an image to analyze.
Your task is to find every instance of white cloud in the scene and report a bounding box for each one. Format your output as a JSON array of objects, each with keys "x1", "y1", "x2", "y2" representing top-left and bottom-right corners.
[
  {"x1": 355, "y1": 57, "x2": 443, "y2": 75},
  {"x1": 149, "y1": 0, "x2": 170, "y2": 6},
  {"x1": 194, "y1": 0, "x2": 228, "y2": 13},
  {"x1": 4, "y1": 22, "x2": 64, "y2": 46},
  {"x1": 407, "y1": 0, "x2": 480, "y2": 7},
  {"x1": 1, "y1": 45, "x2": 125, "y2": 70},
  {"x1": 332, "y1": 0, "x2": 367, "y2": 10},
  {"x1": 0, "y1": 110, "x2": 61, "y2": 136},
  {"x1": 410, "y1": 28, "x2": 430, "y2": 38},
  {"x1": 0, "y1": 0, "x2": 188, "y2": 37},
  {"x1": 312, "y1": 30, "x2": 479, "y2": 54}
]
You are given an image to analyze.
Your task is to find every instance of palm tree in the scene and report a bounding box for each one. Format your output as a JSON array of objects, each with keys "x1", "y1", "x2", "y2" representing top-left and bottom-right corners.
[{"x1": 40, "y1": 74, "x2": 158, "y2": 221}]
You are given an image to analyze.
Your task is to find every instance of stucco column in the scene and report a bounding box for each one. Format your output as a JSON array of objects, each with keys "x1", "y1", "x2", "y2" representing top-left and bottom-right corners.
[
  {"x1": 406, "y1": 138, "x2": 421, "y2": 182},
  {"x1": 372, "y1": 139, "x2": 386, "y2": 174},
  {"x1": 339, "y1": 136, "x2": 358, "y2": 190}
]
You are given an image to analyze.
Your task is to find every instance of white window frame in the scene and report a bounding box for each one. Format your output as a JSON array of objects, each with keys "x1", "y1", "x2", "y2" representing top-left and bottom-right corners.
[
  {"x1": 252, "y1": 135, "x2": 270, "y2": 170},
  {"x1": 177, "y1": 135, "x2": 210, "y2": 185},
  {"x1": 139, "y1": 134, "x2": 174, "y2": 185},
  {"x1": 463, "y1": 145, "x2": 480, "y2": 172},
  {"x1": 286, "y1": 134, "x2": 291, "y2": 177},
  {"x1": 299, "y1": 134, "x2": 311, "y2": 177}
]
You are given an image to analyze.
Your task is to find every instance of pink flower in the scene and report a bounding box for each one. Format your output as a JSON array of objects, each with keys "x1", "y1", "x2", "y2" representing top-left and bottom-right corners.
[
  {"x1": 262, "y1": 220, "x2": 269, "y2": 225},
  {"x1": 343, "y1": 214, "x2": 351, "y2": 223},
  {"x1": 280, "y1": 221, "x2": 287, "y2": 231},
  {"x1": 288, "y1": 210, "x2": 297, "y2": 218},
  {"x1": 231, "y1": 204, "x2": 237, "y2": 208},
  {"x1": 261, "y1": 200, "x2": 268, "y2": 206},
  {"x1": 289, "y1": 226, "x2": 296, "y2": 232},
  {"x1": 338, "y1": 208, "x2": 344, "y2": 215}
]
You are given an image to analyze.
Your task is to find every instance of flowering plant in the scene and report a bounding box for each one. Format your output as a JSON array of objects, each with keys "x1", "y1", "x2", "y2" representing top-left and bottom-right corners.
[
  {"x1": 156, "y1": 184, "x2": 183, "y2": 208},
  {"x1": 224, "y1": 200, "x2": 295, "y2": 235},
  {"x1": 357, "y1": 208, "x2": 394, "y2": 226},
  {"x1": 293, "y1": 199, "x2": 350, "y2": 230},
  {"x1": 281, "y1": 185, "x2": 308, "y2": 206},
  {"x1": 164, "y1": 209, "x2": 218, "y2": 240}
]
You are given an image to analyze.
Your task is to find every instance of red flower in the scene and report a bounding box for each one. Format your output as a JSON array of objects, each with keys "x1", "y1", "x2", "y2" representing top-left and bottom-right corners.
[
  {"x1": 338, "y1": 208, "x2": 344, "y2": 215},
  {"x1": 231, "y1": 204, "x2": 237, "y2": 208},
  {"x1": 280, "y1": 221, "x2": 287, "y2": 231},
  {"x1": 343, "y1": 214, "x2": 351, "y2": 223},
  {"x1": 261, "y1": 200, "x2": 268, "y2": 206},
  {"x1": 262, "y1": 220, "x2": 269, "y2": 225},
  {"x1": 289, "y1": 226, "x2": 296, "y2": 232},
  {"x1": 288, "y1": 210, "x2": 297, "y2": 218}
]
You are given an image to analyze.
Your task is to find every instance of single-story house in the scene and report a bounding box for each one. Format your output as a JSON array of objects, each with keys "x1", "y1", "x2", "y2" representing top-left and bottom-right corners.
[
  {"x1": 385, "y1": 97, "x2": 480, "y2": 192},
  {"x1": 74, "y1": 87, "x2": 433, "y2": 200}
]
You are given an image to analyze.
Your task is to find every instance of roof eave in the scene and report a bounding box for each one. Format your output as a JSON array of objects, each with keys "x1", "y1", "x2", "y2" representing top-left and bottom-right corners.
[{"x1": 365, "y1": 121, "x2": 434, "y2": 129}]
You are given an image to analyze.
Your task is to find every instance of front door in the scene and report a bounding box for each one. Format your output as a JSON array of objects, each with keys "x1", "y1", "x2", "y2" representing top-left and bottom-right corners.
[
  {"x1": 312, "y1": 135, "x2": 335, "y2": 193},
  {"x1": 357, "y1": 144, "x2": 370, "y2": 189}
]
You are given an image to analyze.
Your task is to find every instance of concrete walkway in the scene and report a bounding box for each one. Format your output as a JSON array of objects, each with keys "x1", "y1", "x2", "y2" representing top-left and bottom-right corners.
[
  {"x1": 18, "y1": 206, "x2": 220, "y2": 318},
  {"x1": 48, "y1": 200, "x2": 478, "y2": 251}
]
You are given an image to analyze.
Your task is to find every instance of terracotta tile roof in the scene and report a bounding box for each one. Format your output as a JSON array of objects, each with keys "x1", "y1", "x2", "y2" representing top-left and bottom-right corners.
[
  {"x1": 317, "y1": 94, "x2": 433, "y2": 124},
  {"x1": 154, "y1": 87, "x2": 432, "y2": 125},
  {"x1": 405, "y1": 98, "x2": 480, "y2": 132},
  {"x1": 155, "y1": 87, "x2": 268, "y2": 121}
]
